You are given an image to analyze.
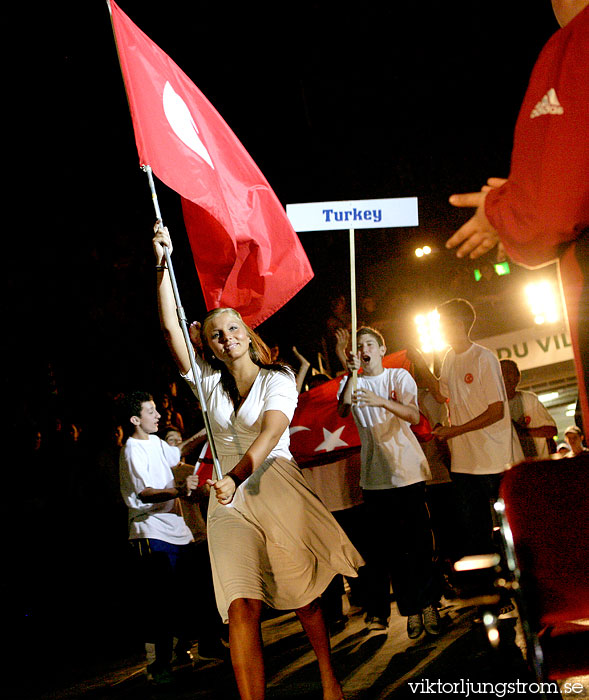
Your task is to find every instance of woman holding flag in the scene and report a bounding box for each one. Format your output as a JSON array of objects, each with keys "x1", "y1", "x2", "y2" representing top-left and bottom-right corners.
[{"x1": 153, "y1": 224, "x2": 362, "y2": 700}]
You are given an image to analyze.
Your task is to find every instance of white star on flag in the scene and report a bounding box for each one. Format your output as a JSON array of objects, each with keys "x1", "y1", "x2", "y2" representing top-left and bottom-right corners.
[{"x1": 314, "y1": 426, "x2": 349, "y2": 453}]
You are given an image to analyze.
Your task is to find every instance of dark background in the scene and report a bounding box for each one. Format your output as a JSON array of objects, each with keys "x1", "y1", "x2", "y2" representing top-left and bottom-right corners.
[
  {"x1": 7, "y1": 0, "x2": 557, "y2": 420},
  {"x1": 5, "y1": 0, "x2": 559, "y2": 688}
]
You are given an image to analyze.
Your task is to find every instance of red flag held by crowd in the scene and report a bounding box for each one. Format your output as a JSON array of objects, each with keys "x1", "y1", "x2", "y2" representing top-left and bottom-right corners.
[
  {"x1": 109, "y1": 1, "x2": 313, "y2": 327},
  {"x1": 290, "y1": 350, "x2": 432, "y2": 469},
  {"x1": 190, "y1": 351, "x2": 431, "y2": 474}
]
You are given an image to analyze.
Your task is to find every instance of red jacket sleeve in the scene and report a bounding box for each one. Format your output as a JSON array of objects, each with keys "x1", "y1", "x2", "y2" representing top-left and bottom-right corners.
[{"x1": 485, "y1": 8, "x2": 589, "y2": 268}]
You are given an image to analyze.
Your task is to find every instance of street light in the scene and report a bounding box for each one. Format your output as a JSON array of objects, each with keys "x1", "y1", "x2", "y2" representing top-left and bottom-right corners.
[
  {"x1": 525, "y1": 281, "x2": 559, "y2": 324},
  {"x1": 415, "y1": 245, "x2": 432, "y2": 258},
  {"x1": 415, "y1": 310, "x2": 446, "y2": 353}
]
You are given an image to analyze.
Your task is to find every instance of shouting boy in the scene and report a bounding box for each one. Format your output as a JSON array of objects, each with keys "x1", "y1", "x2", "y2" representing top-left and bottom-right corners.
[{"x1": 337, "y1": 327, "x2": 439, "y2": 640}]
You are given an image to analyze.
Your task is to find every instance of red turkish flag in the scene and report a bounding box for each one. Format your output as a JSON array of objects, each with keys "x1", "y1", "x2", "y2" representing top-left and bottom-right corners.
[
  {"x1": 194, "y1": 443, "x2": 214, "y2": 484},
  {"x1": 291, "y1": 377, "x2": 361, "y2": 468},
  {"x1": 290, "y1": 351, "x2": 432, "y2": 468},
  {"x1": 109, "y1": 1, "x2": 313, "y2": 327}
]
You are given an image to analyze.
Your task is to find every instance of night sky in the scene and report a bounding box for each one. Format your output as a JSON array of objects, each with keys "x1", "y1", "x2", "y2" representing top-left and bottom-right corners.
[{"x1": 8, "y1": 0, "x2": 558, "y2": 432}]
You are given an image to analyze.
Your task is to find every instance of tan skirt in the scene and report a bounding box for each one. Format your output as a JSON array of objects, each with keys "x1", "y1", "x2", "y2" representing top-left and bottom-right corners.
[{"x1": 207, "y1": 456, "x2": 364, "y2": 622}]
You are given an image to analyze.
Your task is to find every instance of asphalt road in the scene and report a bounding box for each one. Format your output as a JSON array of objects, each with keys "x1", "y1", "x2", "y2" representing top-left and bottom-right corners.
[{"x1": 17, "y1": 596, "x2": 588, "y2": 700}]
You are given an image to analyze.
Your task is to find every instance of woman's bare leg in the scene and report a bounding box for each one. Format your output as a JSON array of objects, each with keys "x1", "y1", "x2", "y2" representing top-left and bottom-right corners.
[
  {"x1": 295, "y1": 599, "x2": 344, "y2": 700},
  {"x1": 228, "y1": 598, "x2": 265, "y2": 700}
]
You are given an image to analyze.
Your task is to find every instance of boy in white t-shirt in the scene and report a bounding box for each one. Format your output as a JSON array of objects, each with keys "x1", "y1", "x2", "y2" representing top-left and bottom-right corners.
[
  {"x1": 500, "y1": 359, "x2": 557, "y2": 459},
  {"x1": 338, "y1": 327, "x2": 440, "y2": 641},
  {"x1": 119, "y1": 391, "x2": 199, "y2": 684},
  {"x1": 410, "y1": 299, "x2": 515, "y2": 559}
]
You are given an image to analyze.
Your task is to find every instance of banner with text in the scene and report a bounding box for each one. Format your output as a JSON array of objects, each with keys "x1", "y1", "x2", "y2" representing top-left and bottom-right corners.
[
  {"x1": 479, "y1": 324, "x2": 573, "y2": 371},
  {"x1": 286, "y1": 197, "x2": 419, "y2": 232}
]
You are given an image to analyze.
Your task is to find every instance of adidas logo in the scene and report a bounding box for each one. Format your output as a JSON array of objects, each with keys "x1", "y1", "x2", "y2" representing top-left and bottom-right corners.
[{"x1": 530, "y1": 88, "x2": 564, "y2": 119}]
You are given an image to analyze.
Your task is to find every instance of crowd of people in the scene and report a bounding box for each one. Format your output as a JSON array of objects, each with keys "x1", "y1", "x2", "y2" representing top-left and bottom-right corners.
[
  {"x1": 15, "y1": 3, "x2": 588, "y2": 697},
  {"x1": 112, "y1": 220, "x2": 582, "y2": 698},
  {"x1": 16, "y1": 271, "x2": 586, "y2": 697},
  {"x1": 17, "y1": 249, "x2": 586, "y2": 697}
]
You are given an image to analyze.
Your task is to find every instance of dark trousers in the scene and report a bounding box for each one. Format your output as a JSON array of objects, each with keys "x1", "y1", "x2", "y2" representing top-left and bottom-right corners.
[
  {"x1": 130, "y1": 538, "x2": 221, "y2": 667},
  {"x1": 450, "y1": 472, "x2": 503, "y2": 558},
  {"x1": 362, "y1": 482, "x2": 437, "y2": 618},
  {"x1": 426, "y1": 481, "x2": 462, "y2": 564}
]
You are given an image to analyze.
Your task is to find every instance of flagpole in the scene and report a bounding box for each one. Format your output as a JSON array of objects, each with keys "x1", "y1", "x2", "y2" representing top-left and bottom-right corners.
[
  {"x1": 143, "y1": 165, "x2": 223, "y2": 482},
  {"x1": 349, "y1": 227, "x2": 357, "y2": 394}
]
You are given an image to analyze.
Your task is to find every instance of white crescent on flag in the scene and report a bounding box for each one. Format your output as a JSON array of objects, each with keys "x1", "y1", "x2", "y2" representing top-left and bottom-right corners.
[
  {"x1": 163, "y1": 81, "x2": 214, "y2": 169},
  {"x1": 289, "y1": 426, "x2": 311, "y2": 435}
]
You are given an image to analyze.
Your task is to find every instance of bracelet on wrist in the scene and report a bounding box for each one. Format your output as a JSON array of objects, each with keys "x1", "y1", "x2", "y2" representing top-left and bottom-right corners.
[{"x1": 156, "y1": 264, "x2": 167, "y2": 271}]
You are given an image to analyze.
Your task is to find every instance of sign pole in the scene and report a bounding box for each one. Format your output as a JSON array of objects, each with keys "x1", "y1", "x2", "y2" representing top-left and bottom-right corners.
[
  {"x1": 349, "y1": 227, "x2": 357, "y2": 394},
  {"x1": 286, "y1": 195, "x2": 420, "y2": 398}
]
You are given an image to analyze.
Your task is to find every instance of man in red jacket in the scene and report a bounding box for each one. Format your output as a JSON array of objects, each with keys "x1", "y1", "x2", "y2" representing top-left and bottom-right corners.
[{"x1": 445, "y1": 1, "x2": 589, "y2": 434}]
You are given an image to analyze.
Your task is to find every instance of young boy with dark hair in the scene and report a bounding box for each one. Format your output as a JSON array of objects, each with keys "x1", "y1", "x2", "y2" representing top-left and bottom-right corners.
[
  {"x1": 338, "y1": 327, "x2": 440, "y2": 640},
  {"x1": 118, "y1": 391, "x2": 200, "y2": 684}
]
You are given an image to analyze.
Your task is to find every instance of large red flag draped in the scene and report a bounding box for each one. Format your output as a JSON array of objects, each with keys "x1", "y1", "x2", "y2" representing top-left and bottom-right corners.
[
  {"x1": 194, "y1": 351, "x2": 431, "y2": 474},
  {"x1": 290, "y1": 351, "x2": 433, "y2": 468},
  {"x1": 110, "y1": 1, "x2": 313, "y2": 327}
]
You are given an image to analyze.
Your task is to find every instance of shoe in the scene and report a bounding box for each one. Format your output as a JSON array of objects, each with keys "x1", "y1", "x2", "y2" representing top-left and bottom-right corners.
[
  {"x1": 327, "y1": 615, "x2": 348, "y2": 634},
  {"x1": 422, "y1": 605, "x2": 441, "y2": 636},
  {"x1": 365, "y1": 615, "x2": 388, "y2": 632},
  {"x1": 146, "y1": 663, "x2": 174, "y2": 685},
  {"x1": 407, "y1": 613, "x2": 424, "y2": 639}
]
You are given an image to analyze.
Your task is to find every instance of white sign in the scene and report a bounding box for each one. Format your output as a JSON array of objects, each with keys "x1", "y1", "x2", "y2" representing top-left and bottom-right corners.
[
  {"x1": 479, "y1": 324, "x2": 573, "y2": 372},
  {"x1": 286, "y1": 197, "x2": 418, "y2": 232}
]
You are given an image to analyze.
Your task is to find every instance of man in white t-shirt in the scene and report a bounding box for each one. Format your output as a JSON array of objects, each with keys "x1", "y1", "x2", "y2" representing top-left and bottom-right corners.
[
  {"x1": 410, "y1": 299, "x2": 516, "y2": 559},
  {"x1": 338, "y1": 327, "x2": 440, "y2": 641},
  {"x1": 500, "y1": 359, "x2": 557, "y2": 459},
  {"x1": 119, "y1": 391, "x2": 199, "y2": 684}
]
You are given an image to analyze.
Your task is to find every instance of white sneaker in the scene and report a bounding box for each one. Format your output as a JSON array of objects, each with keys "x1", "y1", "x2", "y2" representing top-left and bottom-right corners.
[
  {"x1": 422, "y1": 605, "x2": 441, "y2": 636},
  {"x1": 407, "y1": 613, "x2": 424, "y2": 639}
]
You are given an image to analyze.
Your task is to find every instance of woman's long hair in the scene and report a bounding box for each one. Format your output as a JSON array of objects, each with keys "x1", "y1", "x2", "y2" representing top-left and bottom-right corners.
[{"x1": 200, "y1": 308, "x2": 292, "y2": 407}]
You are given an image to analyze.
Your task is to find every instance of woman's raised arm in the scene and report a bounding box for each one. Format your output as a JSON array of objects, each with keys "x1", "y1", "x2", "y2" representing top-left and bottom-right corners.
[{"x1": 153, "y1": 222, "x2": 191, "y2": 375}]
